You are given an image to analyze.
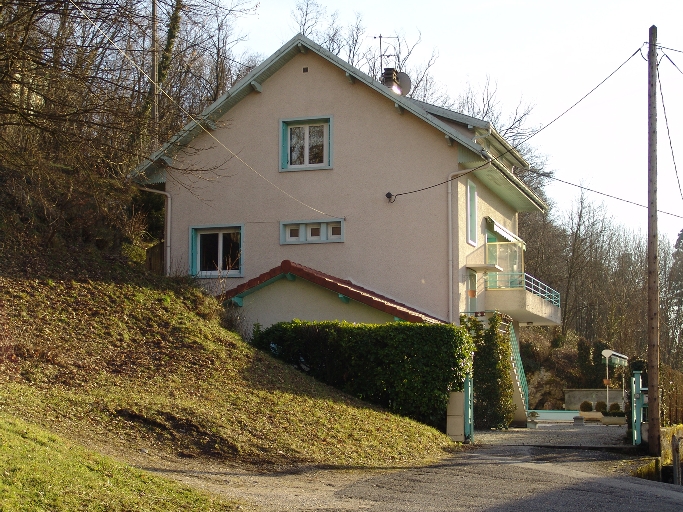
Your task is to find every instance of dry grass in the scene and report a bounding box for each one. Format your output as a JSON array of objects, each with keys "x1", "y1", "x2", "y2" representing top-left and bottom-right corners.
[{"x1": 0, "y1": 266, "x2": 456, "y2": 472}]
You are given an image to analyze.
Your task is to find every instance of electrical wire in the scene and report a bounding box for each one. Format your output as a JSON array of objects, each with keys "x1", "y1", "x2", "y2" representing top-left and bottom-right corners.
[
  {"x1": 66, "y1": 0, "x2": 341, "y2": 219},
  {"x1": 389, "y1": 47, "x2": 642, "y2": 202},
  {"x1": 657, "y1": 63, "x2": 683, "y2": 203},
  {"x1": 661, "y1": 52, "x2": 683, "y2": 76},
  {"x1": 526, "y1": 170, "x2": 683, "y2": 220},
  {"x1": 655, "y1": 44, "x2": 683, "y2": 55}
]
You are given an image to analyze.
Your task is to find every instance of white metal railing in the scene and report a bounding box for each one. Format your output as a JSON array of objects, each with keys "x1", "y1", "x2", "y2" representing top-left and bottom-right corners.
[{"x1": 486, "y1": 272, "x2": 561, "y2": 308}]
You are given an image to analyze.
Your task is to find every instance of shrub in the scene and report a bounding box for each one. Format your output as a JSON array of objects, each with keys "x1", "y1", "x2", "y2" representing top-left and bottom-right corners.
[
  {"x1": 595, "y1": 401, "x2": 607, "y2": 413},
  {"x1": 609, "y1": 402, "x2": 621, "y2": 412},
  {"x1": 253, "y1": 320, "x2": 474, "y2": 429},
  {"x1": 461, "y1": 313, "x2": 516, "y2": 430},
  {"x1": 579, "y1": 400, "x2": 593, "y2": 412}
]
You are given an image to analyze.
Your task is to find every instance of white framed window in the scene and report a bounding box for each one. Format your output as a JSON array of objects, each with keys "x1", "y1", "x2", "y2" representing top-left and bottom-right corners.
[
  {"x1": 467, "y1": 180, "x2": 477, "y2": 246},
  {"x1": 190, "y1": 225, "x2": 243, "y2": 277},
  {"x1": 307, "y1": 223, "x2": 321, "y2": 240},
  {"x1": 280, "y1": 117, "x2": 332, "y2": 171},
  {"x1": 280, "y1": 219, "x2": 344, "y2": 244}
]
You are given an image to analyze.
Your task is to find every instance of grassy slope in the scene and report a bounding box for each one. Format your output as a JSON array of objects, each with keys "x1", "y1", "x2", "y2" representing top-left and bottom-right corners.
[
  {"x1": 0, "y1": 259, "x2": 455, "y2": 505},
  {"x1": 0, "y1": 414, "x2": 235, "y2": 511}
]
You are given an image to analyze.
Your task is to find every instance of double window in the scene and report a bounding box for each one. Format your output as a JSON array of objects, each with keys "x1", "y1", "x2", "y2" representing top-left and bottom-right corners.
[
  {"x1": 280, "y1": 117, "x2": 332, "y2": 171},
  {"x1": 190, "y1": 225, "x2": 243, "y2": 277},
  {"x1": 280, "y1": 219, "x2": 344, "y2": 244}
]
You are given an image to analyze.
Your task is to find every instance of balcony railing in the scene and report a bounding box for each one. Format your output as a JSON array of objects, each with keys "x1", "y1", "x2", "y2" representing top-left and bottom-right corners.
[{"x1": 486, "y1": 272, "x2": 561, "y2": 308}]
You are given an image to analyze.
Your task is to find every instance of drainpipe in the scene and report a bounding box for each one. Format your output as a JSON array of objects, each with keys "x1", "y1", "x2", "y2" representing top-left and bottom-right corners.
[
  {"x1": 136, "y1": 186, "x2": 171, "y2": 276},
  {"x1": 447, "y1": 169, "x2": 470, "y2": 324}
]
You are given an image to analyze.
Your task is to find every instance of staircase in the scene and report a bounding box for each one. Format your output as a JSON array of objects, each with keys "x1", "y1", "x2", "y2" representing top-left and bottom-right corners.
[{"x1": 503, "y1": 321, "x2": 529, "y2": 426}]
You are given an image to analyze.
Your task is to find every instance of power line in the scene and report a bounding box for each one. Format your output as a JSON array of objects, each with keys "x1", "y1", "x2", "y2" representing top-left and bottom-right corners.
[
  {"x1": 527, "y1": 170, "x2": 683, "y2": 220},
  {"x1": 657, "y1": 63, "x2": 683, "y2": 203},
  {"x1": 66, "y1": 0, "x2": 341, "y2": 219},
  {"x1": 389, "y1": 47, "x2": 642, "y2": 202},
  {"x1": 655, "y1": 44, "x2": 683, "y2": 54}
]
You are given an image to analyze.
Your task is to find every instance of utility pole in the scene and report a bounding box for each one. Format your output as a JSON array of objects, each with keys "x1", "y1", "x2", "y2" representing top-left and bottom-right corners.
[
  {"x1": 151, "y1": 0, "x2": 158, "y2": 141},
  {"x1": 647, "y1": 24, "x2": 660, "y2": 456}
]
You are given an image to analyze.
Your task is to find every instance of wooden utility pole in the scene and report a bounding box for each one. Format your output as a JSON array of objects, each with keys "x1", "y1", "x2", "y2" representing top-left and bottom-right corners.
[
  {"x1": 151, "y1": 0, "x2": 158, "y2": 139},
  {"x1": 647, "y1": 24, "x2": 660, "y2": 456}
]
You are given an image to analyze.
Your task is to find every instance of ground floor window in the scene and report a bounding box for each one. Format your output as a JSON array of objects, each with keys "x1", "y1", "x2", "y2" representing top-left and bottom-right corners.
[{"x1": 190, "y1": 225, "x2": 243, "y2": 277}]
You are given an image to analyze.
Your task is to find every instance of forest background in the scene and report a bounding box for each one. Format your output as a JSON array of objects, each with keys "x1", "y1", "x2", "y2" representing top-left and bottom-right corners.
[{"x1": 2, "y1": 0, "x2": 683, "y2": 411}]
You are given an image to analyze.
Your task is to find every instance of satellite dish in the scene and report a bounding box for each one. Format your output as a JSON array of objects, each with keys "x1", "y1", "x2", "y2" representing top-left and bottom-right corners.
[{"x1": 396, "y1": 72, "x2": 412, "y2": 96}]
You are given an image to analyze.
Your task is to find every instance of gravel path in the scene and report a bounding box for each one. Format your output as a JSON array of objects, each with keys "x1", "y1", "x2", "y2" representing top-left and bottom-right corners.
[{"x1": 132, "y1": 422, "x2": 671, "y2": 511}]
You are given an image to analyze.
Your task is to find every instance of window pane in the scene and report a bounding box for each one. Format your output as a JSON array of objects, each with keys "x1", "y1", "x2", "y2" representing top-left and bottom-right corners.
[
  {"x1": 222, "y1": 232, "x2": 241, "y2": 271},
  {"x1": 289, "y1": 126, "x2": 305, "y2": 165},
  {"x1": 308, "y1": 125, "x2": 324, "y2": 164},
  {"x1": 199, "y1": 233, "x2": 219, "y2": 272},
  {"x1": 330, "y1": 225, "x2": 341, "y2": 236},
  {"x1": 288, "y1": 227, "x2": 299, "y2": 239},
  {"x1": 310, "y1": 226, "x2": 321, "y2": 237}
]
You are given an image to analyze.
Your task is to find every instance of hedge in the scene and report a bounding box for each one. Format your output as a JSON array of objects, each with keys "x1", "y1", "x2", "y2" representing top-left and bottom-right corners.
[
  {"x1": 253, "y1": 320, "x2": 474, "y2": 429},
  {"x1": 460, "y1": 313, "x2": 516, "y2": 429}
]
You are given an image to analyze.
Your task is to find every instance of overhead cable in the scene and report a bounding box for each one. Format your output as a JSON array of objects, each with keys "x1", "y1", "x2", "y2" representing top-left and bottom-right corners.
[
  {"x1": 388, "y1": 47, "x2": 642, "y2": 202},
  {"x1": 657, "y1": 63, "x2": 683, "y2": 203}
]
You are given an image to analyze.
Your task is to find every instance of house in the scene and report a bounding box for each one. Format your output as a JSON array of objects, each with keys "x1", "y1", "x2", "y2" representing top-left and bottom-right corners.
[{"x1": 131, "y1": 34, "x2": 561, "y2": 424}]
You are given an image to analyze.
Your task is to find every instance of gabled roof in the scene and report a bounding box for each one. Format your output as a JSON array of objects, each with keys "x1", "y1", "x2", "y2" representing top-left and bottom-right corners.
[
  {"x1": 218, "y1": 260, "x2": 444, "y2": 324},
  {"x1": 129, "y1": 33, "x2": 545, "y2": 212}
]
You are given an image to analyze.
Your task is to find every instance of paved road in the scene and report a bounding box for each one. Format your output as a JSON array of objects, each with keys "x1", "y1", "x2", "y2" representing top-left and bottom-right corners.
[
  {"x1": 330, "y1": 445, "x2": 683, "y2": 512},
  {"x1": 145, "y1": 423, "x2": 683, "y2": 511}
]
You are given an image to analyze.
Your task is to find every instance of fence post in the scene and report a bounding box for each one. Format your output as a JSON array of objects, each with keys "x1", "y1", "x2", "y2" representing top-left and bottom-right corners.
[{"x1": 673, "y1": 435, "x2": 681, "y2": 485}]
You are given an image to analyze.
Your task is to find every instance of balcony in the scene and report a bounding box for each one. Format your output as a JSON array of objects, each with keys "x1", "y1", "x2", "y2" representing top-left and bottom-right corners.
[
  {"x1": 485, "y1": 273, "x2": 561, "y2": 325},
  {"x1": 467, "y1": 241, "x2": 561, "y2": 326}
]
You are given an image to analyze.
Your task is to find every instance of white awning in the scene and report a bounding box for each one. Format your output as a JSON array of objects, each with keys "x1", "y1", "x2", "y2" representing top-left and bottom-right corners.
[{"x1": 486, "y1": 217, "x2": 526, "y2": 250}]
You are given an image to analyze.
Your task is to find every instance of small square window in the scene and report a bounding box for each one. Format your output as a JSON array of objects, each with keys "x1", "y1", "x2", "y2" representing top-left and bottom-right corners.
[
  {"x1": 286, "y1": 225, "x2": 301, "y2": 242},
  {"x1": 308, "y1": 224, "x2": 321, "y2": 240},
  {"x1": 329, "y1": 222, "x2": 342, "y2": 239}
]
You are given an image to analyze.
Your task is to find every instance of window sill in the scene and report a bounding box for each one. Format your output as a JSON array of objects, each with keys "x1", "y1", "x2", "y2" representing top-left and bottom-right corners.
[
  {"x1": 195, "y1": 273, "x2": 243, "y2": 278},
  {"x1": 280, "y1": 165, "x2": 333, "y2": 172},
  {"x1": 281, "y1": 239, "x2": 343, "y2": 245}
]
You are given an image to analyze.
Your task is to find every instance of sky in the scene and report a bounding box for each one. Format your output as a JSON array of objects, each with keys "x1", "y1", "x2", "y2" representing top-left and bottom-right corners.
[{"x1": 232, "y1": 0, "x2": 683, "y2": 243}]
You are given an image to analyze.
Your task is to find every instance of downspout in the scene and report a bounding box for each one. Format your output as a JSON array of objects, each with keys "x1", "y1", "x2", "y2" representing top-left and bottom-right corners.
[
  {"x1": 447, "y1": 170, "x2": 470, "y2": 323},
  {"x1": 136, "y1": 186, "x2": 171, "y2": 276}
]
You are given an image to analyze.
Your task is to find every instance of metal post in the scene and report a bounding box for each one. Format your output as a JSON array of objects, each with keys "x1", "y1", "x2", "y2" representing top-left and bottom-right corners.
[
  {"x1": 632, "y1": 371, "x2": 643, "y2": 445},
  {"x1": 647, "y1": 24, "x2": 661, "y2": 456},
  {"x1": 673, "y1": 435, "x2": 681, "y2": 485},
  {"x1": 606, "y1": 360, "x2": 609, "y2": 407}
]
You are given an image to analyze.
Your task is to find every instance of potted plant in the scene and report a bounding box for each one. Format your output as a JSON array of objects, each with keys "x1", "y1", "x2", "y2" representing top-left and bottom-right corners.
[{"x1": 527, "y1": 411, "x2": 540, "y2": 429}]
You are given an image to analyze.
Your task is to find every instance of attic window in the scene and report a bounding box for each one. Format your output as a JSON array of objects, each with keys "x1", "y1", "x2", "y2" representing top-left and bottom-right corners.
[
  {"x1": 280, "y1": 116, "x2": 333, "y2": 171},
  {"x1": 303, "y1": 67, "x2": 309, "y2": 73}
]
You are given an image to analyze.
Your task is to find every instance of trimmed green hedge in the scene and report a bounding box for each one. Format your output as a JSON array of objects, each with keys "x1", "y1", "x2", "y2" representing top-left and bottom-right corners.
[
  {"x1": 461, "y1": 313, "x2": 516, "y2": 429},
  {"x1": 253, "y1": 320, "x2": 474, "y2": 429}
]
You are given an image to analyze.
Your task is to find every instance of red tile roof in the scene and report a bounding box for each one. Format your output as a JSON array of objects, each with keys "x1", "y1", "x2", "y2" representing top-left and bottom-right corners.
[{"x1": 218, "y1": 260, "x2": 444, "y2": 324}]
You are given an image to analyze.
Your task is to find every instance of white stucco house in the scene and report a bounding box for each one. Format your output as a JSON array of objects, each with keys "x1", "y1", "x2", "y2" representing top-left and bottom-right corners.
[{"x1": 131, "y1": 34, "x2": 561, "y2": 422}]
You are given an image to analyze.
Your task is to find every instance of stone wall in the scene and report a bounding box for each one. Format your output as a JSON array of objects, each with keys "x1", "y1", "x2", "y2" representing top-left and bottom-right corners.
[{"x1": 564, "y1": 388, "x2": 625, "y2": 410}]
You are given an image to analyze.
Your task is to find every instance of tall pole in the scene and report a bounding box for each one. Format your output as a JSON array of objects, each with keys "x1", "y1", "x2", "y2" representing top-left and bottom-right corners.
[
  {"x1": 151, "y1": 0, "x2": 158, "y2": 141},
  {"x1": 647, "y1": 24, "x2": 660, "y2": 456}
]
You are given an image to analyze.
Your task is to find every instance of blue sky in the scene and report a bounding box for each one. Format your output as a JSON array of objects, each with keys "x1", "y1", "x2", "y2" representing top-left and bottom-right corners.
[{"x1": 233, "y1": 0, "x2": 683, "y2": 242}]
